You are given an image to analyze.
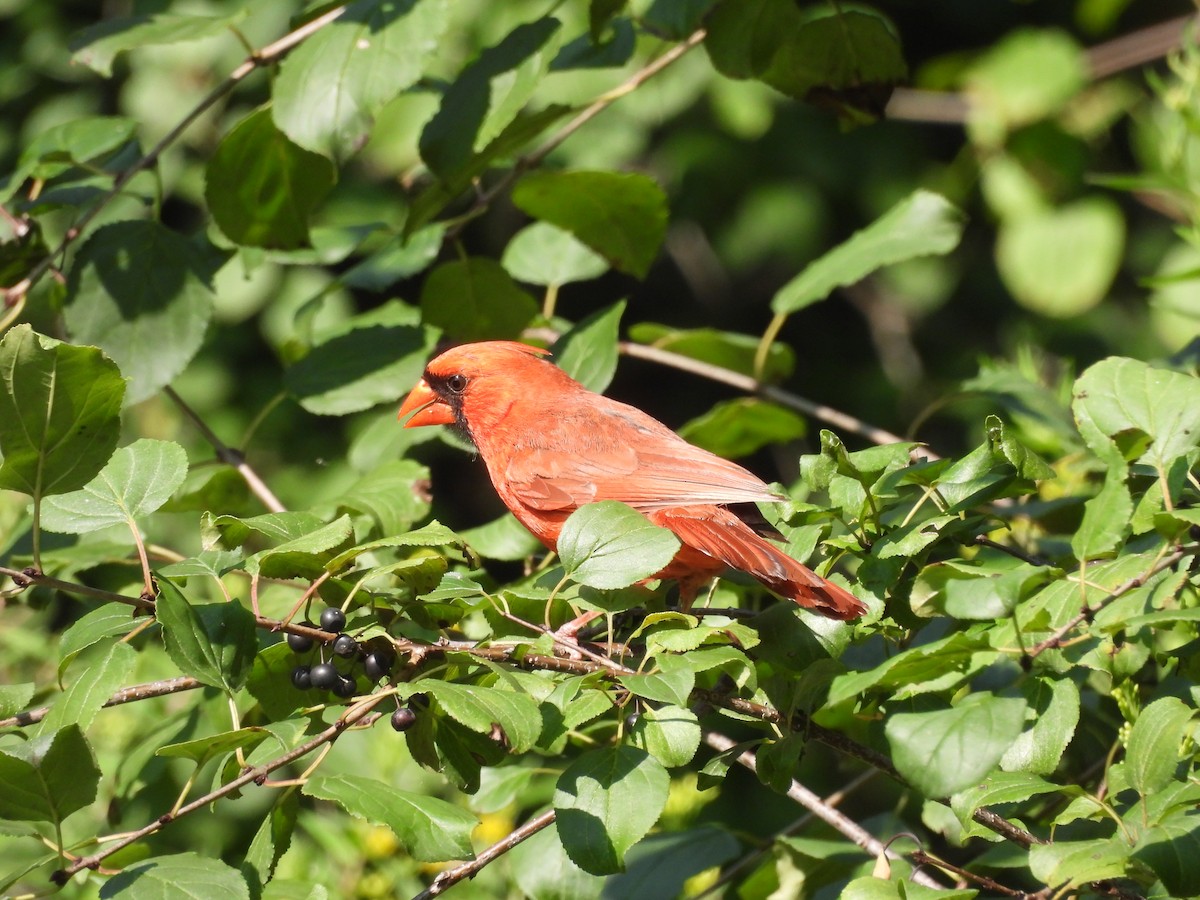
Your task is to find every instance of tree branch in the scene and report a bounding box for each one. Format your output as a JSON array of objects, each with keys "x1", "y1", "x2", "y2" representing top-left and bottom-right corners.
[{"x1": 412, "y1": 809, "x2": 558, "y2": 899}]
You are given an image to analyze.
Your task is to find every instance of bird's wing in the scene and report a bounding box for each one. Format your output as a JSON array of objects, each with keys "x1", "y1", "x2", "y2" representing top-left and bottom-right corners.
[{"x1": 503, "y1": 404, "x2": 784, "y2": 512}]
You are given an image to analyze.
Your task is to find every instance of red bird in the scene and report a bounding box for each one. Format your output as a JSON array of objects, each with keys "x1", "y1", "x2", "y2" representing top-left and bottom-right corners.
[{"x1": 398, "y1": 341, "x2": 865, "y2": 620}]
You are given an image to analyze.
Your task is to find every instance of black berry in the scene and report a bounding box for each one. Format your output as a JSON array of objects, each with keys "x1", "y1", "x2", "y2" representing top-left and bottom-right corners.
[
  {"x1": 625, "y1": 711, "x2": 640, "y2": 730},
  {"x1": 333, "y1": 634, "x2": 359, "y2": 658},
  {"x1": 287, "y1": 631, "x2": 314, "y2": 653},
  {"x1": 291, "y1": 665, "x2": 312, "y2": 690},
  {"x1": 332, "y1": 674, "x2": 357, "y2": 698},
  {"x1": 391, "y1": 708, "x2": 417, "y2": 732},
  {"x1": 364, "y1": 652, "x2": 394, "y2": 682},
  {"x1": 320, "y1": 607, "x2": 347, "y2": 632},
  {"x1": 309, "y1": 662, "x2": 338, "y2": 690}
]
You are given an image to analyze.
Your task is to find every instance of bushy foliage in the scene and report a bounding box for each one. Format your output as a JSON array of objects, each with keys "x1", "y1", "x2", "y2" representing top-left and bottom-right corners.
[{"x1": 1, "y1": 2, "x2": 1198, "y2": 898}]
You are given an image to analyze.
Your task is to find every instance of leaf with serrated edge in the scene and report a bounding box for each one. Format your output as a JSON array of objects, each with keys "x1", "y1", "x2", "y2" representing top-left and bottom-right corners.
[
  {"x1": 304, "y1": 774, "x2": 477, "y2": 862},
  {"x1": 554, "y1": 745, "x2": 669, "y2": 874},
  {"x1": 41, "y1": 439, "x2": 188, "y2": 535}
]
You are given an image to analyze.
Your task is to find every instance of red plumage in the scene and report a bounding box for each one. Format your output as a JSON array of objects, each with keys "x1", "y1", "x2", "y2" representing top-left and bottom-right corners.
[{"x1": 398, "y1": 341, "x2": 865, "y2": 620}]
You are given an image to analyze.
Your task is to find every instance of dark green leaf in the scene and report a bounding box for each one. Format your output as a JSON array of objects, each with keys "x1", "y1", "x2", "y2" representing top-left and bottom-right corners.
[
  {"x1": 551, "y1": 19, "x2": 635, "y2": 71},
  {"x1": 156, "y1": 578, "x2": 258, "y2": 693},
  {"x1": 0, "y1": 724, "x2": 99, "y2": 823},
  {"x1": 602, "y1": 825, "x2": 740, "y2": 900},
  {"x1": 460, "y1": 512, "x2": 544, "y2": 562},
  {"x1": 400, "y1": 680, "x2": 542, "y2": 753},
  {"x1": 2, "y1": 117, "x2": 136, "y2": 200},
  {"x1": 419, "y1": 258, "x2": 538, "y2": 340},
  {"x1": 554, "y1": 745, "x2": 669, "y2": 874},
  {"x1": 420, "y1": 18, "x2": 561, "y2": 179},
  {"x1": 885, "y1": 693, "x2": 1028, "y2": 797},
  {"x1": 285, "y1": 301, "x2": 438, "y2": 416},
  {"x1": 679, "y1": 398, "x2": 806, "y2": 459},
  {"x1": 65, "y1": 221, "x2": 224, "y2": 404},
  {"x1": 0, "y1": 325, "x2": 124, "y2": 497},
  {"x1": 510, "y1": 816, "x2": 604, "y2": 900},
  {"x1": 244, "y1": 792, "x2": 299, "y2": 891},
  {"x1": 512, "y1": 170, "x2": 668, "y2": 279},
  {"x1": 273, "y1": 0, "x2": 450, "y2": 162},
  {"x1": 341, "y1": 226, "x2": 444, "y2": 291},
  {"x1": 557, "y1": 501, "x2": 680, "y2": 590},
  {"x1": 618, "y1": 655, "x2": 695, "y2": 706},
  {"x1": 1134, "y1": 809, "x2": 1200, "y2": 897},
  {"x1": 206, "y1": 108, "x2": 336, "y2": 250},
  {"x1": 627, "y1": 323, "x2": 795, "y2": 382}
]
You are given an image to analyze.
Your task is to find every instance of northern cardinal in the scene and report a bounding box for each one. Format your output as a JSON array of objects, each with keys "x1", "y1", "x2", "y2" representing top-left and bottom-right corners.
[{"x1": 398, "y1": 341, "x2": 865, "y2": 620}]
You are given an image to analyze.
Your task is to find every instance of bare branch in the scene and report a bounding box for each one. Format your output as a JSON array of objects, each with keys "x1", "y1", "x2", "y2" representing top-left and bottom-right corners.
[{"x1": 412, "y1": 809, "x2": 558, "y2": 899}]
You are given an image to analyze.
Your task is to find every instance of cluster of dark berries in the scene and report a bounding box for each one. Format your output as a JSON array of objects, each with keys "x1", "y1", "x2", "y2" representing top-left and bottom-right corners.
[{"x1": 286, "y1": 606, "x2": 396, "y2": 700}]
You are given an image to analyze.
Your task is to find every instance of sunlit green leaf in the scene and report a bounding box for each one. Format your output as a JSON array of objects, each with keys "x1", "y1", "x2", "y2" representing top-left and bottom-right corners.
[{"x1": 557, "y1": 501, "x2": 680, "y2": 590}]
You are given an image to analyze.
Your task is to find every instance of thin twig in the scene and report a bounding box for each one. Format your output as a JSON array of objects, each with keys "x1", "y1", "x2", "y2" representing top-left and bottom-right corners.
[
  {"x1": 0, "y1": 676, "x2": 202, "y2": 729},
  {"x1": 164, "y1": 386, "x2": 286, "y2": 514},
  {"x1": 703, "y1": 731, "x2": 949, "y2": 890},
  {"x1": 52, "y1": 692, "x2": 385, "y2": 882},
  {"x1": 618, "y1": 340, "x2": 929, "y2": 456},
  {"x1": 413, "y1": 809, "x2": 558, "y2": 899}
]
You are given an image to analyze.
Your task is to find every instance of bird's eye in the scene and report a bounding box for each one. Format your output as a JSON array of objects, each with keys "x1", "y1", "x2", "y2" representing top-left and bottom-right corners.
[{"x1": 447, "y1": 374, "x2": 468, "y2": 394}]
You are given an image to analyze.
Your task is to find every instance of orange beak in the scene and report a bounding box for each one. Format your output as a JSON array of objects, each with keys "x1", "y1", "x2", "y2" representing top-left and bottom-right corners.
[{"x1": 398, "y1": 379, "x2": 455, "y2": 428}]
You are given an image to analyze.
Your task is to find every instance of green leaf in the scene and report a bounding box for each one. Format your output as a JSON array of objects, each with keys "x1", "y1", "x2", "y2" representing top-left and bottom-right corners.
[
  {"x1": 324, "y1": 520, "x2": 462, "y2": 571},
  {"x1": 65, "y1": 221, "x2": 224, "y2": 404},
  {"x1": 1071, "y1": 466, "x2": 1131, "y2": 560},
  {"x1": 99, "y1": 852, "x2": 251, "y2": 899},
  {"x1": 554, "y1": 745, "x2": 669, "y2": 874},
  {"x1": 56, "y1": 602, "x2": 139, "y2": 682},
  {"x1": 0, "y1": 724, "x2": 99, "y2": 823},
  {"x1": 401, "y1": 680, "x2": 542, "y2": 753},
  {"x1": 679, "y1": 398, "x2": 806, "y2": 459},
  {"x1": 0, "y1": 325, "x2": 124, "y2": 497},
  {"x1": 1027, "y1": 839, "x2": 1130, "y2": 891},
  {"x1": 203, "y1": 511, "x2": 329, "y2": 550},
  {"x1": 603, "y1": 826, "x2": 741, "y2": 900},
  {"x1": 1074, "y1": 357, "x2": 1200, "y2": 474},
  {"x1": 304, "y1": 773, "x2": 478, "y2": 861},
  {"x1": 40, "y1": 439, "x2": 188, "y2": 535},
  {"x1": 557, "y1": 501, "x2": 681, "y2": 590},
  {"x1": 502, "y1": 221, "x2": 610, "y2": 286},
  {"x1": 706, "y1": 1, "x2": 905, "y2": 120},
  {"x1": 342, "y1": 226, "x2": 444, "y2": 291},
  {"x1": 618, "y1": 655, "x2": 695, "y2": 706},
  {"x1": 1134, "y1": 809, "x2": 1200, "y2": 898},
  {"x1": 965, "y1": 28, "x2": 1088, "y2": 145},
  {"x1": 273, "y1": 0, "x2": 450, "y2": 162},
  {"x1": 156, "y1": 578, "x2": 258, "y2": 694},
  {"x1": 510, "y1": 816, "x2": 604, "y2": 900},
  {"x1": 157, "y1": 727, "x2": 271, "y2": 766},
  {"x1": 419, "y1": 258, "x2": 539, "y2": 341},
  {"x1": 627, "y1": 323, "x2": 795, "y2": 382},
  {"x1": 511, "y1": 170, "x2": 668, "y2": 279},
  {"x1": 285, "y1": 301, "x2": 438, "y2": 416},
  {"x1": 38, "y1": 641, "x2": 135, "y2": 736},
  {"x1": 950, "y1": 770, "x2": 1066, "y2": 824},
  {"x1": 984, "y1": 414, "x2": 1055, "y2": 481},
  {"x1": 420, "y1": 18, "x2": 561, "y2": 179},
  {"x1": 206, "y1": 108, "x2": 337, "y2": 250},
  {"x1": 1, "y1": 117, "x2": 136, "y2": 201},
  {"x1": 335, "y1": 459, "x2": 431, "y2": 536},
  {"x1": 1000, "y1": 677, "x2": 1080, "y2": 775},
  {"x1": 885, "y1": 693, "x2": 1028, "y2": 797},
  {"x1": 244, "y1": 792, "x2": 299, "y2": 891},
  {"x1": 772, "y1": 191, "x2": 965, "y2": 315},
  {"x1": 1126, "y1": 696, "x2": 1193, "y2": 796},
  {"x1": 996, "y1": 197, "x2": 1125, "y2": 318},
  {"x1": 69, "y1": 12, "x2": 244, "y2": 78},
  {"x1": 629, "y1": 704, "x2": 701, "y2": 767},
  {"x1": 246, "y1": 515, "x2": 355, "y2": 579},
  {"x1": 246, "y1": 643, "x2": 315, "y2": 721},
  {"x1": 0, "y1": 683, "x2": 35, "y2": 718},
  {"x1": 552, "y1": 300, "x2": 625, "y2": 393}
]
